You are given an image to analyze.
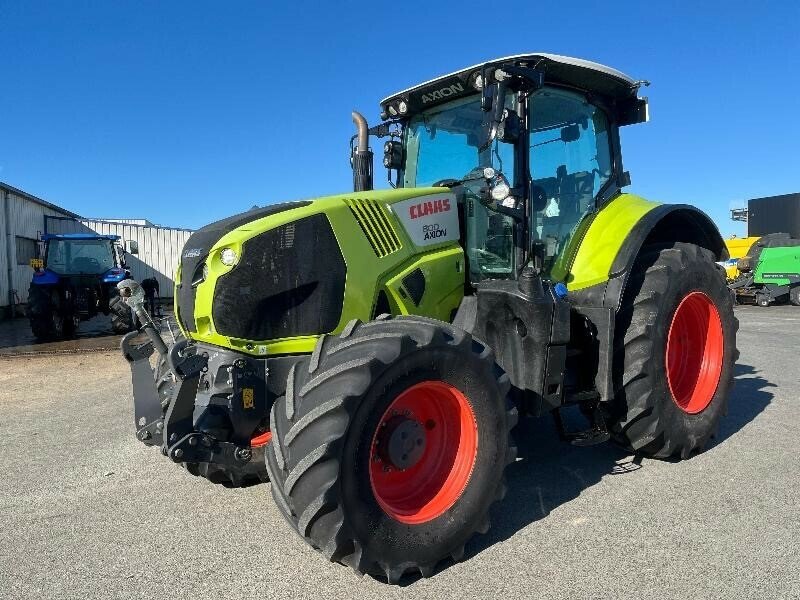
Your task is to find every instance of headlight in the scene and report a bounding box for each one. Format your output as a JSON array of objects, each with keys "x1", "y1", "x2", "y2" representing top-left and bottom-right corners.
[
  {"x1": 220, "y1": 248, "x2": 238, "y2": 266},
  {"x1": 491, "y1": 182, "x2": 510, "y2": 201}
]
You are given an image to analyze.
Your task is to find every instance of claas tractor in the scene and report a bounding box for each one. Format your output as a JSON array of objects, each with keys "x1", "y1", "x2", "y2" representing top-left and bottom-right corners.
[
  {"x1": 27, "y1": 233, "x2": 136, "y2": 339},
  {"x1": 120, "y1": 54, "x2": 738, "y2": 582}
]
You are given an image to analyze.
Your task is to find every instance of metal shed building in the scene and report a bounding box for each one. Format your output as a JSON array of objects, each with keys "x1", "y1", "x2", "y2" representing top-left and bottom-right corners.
[
  {"x1": 1, "y1": 182, "x2": 82, "y2": 314},
  {"x1": 1, "y1": 182, "x2": 193, "y2": 316}
]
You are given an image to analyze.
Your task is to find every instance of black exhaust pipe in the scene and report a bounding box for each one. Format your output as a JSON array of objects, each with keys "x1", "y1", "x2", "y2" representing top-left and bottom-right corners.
[{"x1": 351, "y1": 111, "x2": 373, "y2": 192}]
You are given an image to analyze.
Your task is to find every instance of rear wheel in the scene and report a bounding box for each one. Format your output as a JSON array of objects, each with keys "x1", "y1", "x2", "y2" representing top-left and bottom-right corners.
[
  {"x1": 789, "y1": 287, "x2": 800, "y2": 306},
  {"x1": 27, "y1": 286, "x2": 65, "y2": 341},
  {"x1": 266, "y1": 316, "x2": 517, "y2": 582},
  {"x1": 609, "y1": 243, "x2": 738, "y2": 459}
]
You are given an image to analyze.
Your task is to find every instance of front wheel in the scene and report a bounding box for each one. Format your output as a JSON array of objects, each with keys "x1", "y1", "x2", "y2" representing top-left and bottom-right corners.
[
  {"x1": 109, "y1": 293, "x2": 135, "y2": 334},
  {"x1": 609, "y1": 242, "x2": 738, "y2": 459},
  {"x1": 266, "y1": 316, "x2": 517, "y2": 582}
]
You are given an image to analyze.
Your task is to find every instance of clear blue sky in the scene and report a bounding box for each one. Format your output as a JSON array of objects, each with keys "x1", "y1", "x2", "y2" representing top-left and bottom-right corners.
[{"x1": 1, "y1": 1, "x2": 798, "y2": 236}]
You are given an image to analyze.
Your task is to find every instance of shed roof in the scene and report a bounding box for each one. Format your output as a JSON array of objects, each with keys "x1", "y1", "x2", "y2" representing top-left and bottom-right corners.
[{"x1": 0, "y1": 181, "x2": 81, "y2": 219}]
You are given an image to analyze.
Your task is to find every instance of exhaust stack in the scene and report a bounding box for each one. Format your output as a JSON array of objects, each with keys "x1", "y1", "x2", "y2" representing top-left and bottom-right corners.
[{"x1": 351, "y1": 111, "x2": 373, "y2": 192}]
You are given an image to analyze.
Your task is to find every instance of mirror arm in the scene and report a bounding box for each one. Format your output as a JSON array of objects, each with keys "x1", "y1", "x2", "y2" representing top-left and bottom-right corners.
[{"x1": 493, "y1": 204, "x2": 524, "y2": 221}]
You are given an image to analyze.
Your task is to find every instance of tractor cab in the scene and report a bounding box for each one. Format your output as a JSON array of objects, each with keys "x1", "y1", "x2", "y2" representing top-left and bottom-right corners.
[
  {"x1": 39, "y1": 234, "x2": 126, "y2": 278},
  {"x1": 368, "y1": 54, "x2": 649, "y2": 283}
]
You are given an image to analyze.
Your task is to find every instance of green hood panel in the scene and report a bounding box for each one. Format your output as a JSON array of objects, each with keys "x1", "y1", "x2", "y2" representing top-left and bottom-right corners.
[{"x1": 178, "y1": 187, "x2": 464, "y2": 355}]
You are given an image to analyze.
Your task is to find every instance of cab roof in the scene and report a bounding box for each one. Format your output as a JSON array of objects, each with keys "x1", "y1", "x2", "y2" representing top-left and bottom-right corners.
[{"x1": 381, "y1": 53, "x2": 648, "y2": 125}]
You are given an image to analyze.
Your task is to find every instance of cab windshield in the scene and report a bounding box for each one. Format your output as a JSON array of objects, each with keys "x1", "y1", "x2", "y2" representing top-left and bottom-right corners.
[
  {"x1": 45, "y1": 239, "x2": 116, "y2": 275},
  {"x1": 403, "y1": 95, "x2": 517, "y2": 282}
]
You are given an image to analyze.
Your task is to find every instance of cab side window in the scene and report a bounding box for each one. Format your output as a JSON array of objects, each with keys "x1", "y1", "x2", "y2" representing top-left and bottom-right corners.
[{"x1": 529, "y1": 88, "x2": 613, "y2": 273}]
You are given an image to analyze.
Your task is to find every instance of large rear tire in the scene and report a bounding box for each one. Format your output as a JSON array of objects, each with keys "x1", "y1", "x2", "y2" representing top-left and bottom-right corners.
[
  {"x1": 266, "y1": 316, "x2": 517, "y2": 582},
  {"x1": 609, "y1": 242, "x2": 738, "y2": 459}
]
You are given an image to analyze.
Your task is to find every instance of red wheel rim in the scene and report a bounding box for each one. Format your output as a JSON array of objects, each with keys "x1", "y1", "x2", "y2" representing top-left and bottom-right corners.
[
  {"x1": 666, "y1": 292, "x2": 724, "y2": 414},
  {"x1": 369, "y1": 381, "x2": 478, "y2": 524}
]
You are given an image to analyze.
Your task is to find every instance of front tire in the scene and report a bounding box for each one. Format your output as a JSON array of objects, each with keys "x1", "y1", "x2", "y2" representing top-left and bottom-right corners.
[
  {"x1": 109, "y1": 293, "x2": 135, "y2": 334},
  {"x1": 609, "y1": 242, "x2": 738, "y2": 459},
  {"x1": 266, "y1": 316, "x2": 517, "y2": 582}
]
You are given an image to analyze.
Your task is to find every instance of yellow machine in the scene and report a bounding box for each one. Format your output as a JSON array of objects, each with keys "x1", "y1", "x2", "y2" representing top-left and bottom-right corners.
[{"x1": 722, "y1": 236, "x2": 761, "y2": 279}]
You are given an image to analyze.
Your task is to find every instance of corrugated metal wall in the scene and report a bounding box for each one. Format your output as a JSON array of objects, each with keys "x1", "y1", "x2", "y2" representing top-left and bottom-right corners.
[
  {"x1": 1, "y1": 187, "x2": 76, "y2": 308},
  {"x1": 2, "y1": 184, "x2": 193, "y2": 309},
  {"x1": 46, "y1": 218, "x2": 193, "y2": 296}
]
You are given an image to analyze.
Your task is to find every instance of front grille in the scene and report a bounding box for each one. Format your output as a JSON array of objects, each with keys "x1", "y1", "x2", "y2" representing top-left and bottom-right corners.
[
  {"x1": 176, "y1": 258, "x2": 202, "y2": 332},
  {"x1": 176, "y1": 201, "x2": 310, "y2": 333},
  {"x1": 212, "y1": 214, "x2": 346, "y2": 341},
  {"x1": 345, "y1": 198, "x2": 402, "y2": 257}
]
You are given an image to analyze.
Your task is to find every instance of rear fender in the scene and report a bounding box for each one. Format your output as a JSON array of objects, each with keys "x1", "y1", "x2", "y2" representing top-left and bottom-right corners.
[
  {"x1": 565, "y1": 198, "x2": 725, "y2": 402},
  {"x1": 31, "y1": 269, "x2": 60, "y2": 285},
  {"x1": 604, "y1": 204, "x2": 726, "y2": 310},
  {"x1": 567, "y1": 200, "x2": 726, "y2": 310}
]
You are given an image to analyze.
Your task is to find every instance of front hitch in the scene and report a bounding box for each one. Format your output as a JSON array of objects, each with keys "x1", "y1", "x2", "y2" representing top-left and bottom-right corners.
[
  {"x1": 118, "y1": 278, "x2": 207, "y2": 453},
  {"x1": 118, "y1": 279, "x2": 267, "y2": 470}
]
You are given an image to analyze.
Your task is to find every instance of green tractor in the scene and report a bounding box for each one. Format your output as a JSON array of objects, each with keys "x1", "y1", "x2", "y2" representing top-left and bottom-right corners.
[
  {"x1": 121, "y1": 54, "x2": 738, "y2": 582},
  {"x1": 729, "y1": 233, "x2": 800, "y2": 306}
]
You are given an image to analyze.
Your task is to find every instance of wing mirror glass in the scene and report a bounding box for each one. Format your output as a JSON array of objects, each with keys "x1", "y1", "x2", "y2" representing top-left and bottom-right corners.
[
  {"x1": 560, "y1": 124, "x2": 581, "y2": 143},
  {"x1": 125, "y1": 240, "x2": 139, "y2": 255},
  {"x1": 496, "y1": 109, "x2": 521, "y2": 144},
  {"x1": 530, "y1": 185, "x2": 548, "y2": 212}
]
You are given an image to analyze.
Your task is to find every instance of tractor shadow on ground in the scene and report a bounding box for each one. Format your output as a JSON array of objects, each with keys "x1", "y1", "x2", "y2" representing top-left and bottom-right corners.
[
  {"x1": 709, "y1": 362, "x2": 776, "y2": 449},
  {"x1": 468, "y1": 362, "x2": 775, "y2": 558},
  {"x1": 396, "y1": 361, "x2": 775, "y2": 585}
]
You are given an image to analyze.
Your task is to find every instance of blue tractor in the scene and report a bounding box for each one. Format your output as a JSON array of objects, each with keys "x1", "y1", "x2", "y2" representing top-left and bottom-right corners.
[{"x1": 27, "y1": 233, "x2": 136, "y2": 339}]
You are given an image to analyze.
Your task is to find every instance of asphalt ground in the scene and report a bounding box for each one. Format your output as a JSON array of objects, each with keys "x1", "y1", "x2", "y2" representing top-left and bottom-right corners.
[{"x1": 1, "y1": 305, "x2": 798, "y2": 599}]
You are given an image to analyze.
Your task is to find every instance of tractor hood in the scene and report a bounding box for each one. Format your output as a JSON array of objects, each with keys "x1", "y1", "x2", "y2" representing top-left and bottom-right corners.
[{"x1": 175, "y1": 187, "x2": 463, "y2": 355}]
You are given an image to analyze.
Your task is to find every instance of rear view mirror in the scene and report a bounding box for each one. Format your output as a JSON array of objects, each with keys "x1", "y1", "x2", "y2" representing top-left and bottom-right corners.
[
  {"x1": 560, "y1": 124, "x2": 581, "y2": 143},
  {"x1": 496, "y1": 110, "x2": 521, "y2": 143},
  {"x1": 530, "y1": 185, "x2": 548, "y2": 212},
  {"x1": 125, "y1": 240, "x2": 139, "y2": 255}
]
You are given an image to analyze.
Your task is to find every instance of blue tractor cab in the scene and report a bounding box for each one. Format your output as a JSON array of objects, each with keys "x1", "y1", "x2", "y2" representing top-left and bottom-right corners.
[{"x1": 27, "y1": 233, "x2": 136, "y2": 339}]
